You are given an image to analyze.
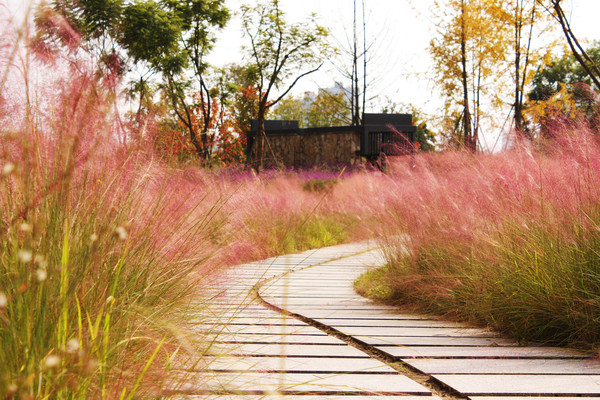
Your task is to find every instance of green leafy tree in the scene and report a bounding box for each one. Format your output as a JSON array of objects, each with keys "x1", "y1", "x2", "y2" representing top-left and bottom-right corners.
[
  {"x1": 411, "y1": 109, "x2": 438, "y2": 152},
  {"x1": 306, "y1": 90, "x2": 351, "y2": 127},
  {"x1": 217, "y1": 64, "x2": 261, "y2": 160},
  {"x1": 271, "y1": 89, "x2": 350, "y2": 128},
  {"x1": 381, "y1": 101, "x2": 437, "y2": 152},
  {"x1": 241, "y1": 0, "x2": 329, "y2": 172},
  {"x1": 271, "y1": 95, "x2": 306, "y2": 125},
  {"x1": 528, "y1": 43, "x2": 600, "y2": 133},
  {"x1": 544, "y1": 0, "x2": 600, "y2": 92},
  {"x1": 37, "y1": 0, "x2": 229, "y2": 161},
  {"x1": 160, "y1": 0, "x2": 229, "y2": 163},
  {"x1": 529, "y1": 44, "x2": 600, "y2": 101}
]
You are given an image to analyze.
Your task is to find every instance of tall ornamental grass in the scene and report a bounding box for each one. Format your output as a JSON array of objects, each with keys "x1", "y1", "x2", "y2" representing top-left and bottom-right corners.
[
  {"x1": 0, "y1": 51, "x2": 230, "y2": 397},
  {"x1": 356, "y1": 127, "x2": 600, "y2": 350},
  {"x1": 0, "y1": 10, "x2": 385, "y2": 397}
]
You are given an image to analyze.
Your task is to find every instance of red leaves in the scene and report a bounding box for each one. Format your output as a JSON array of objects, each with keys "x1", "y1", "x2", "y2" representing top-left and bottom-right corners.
[{"x1": 153, "y1": 91, "x2": 248, "y2": 165}]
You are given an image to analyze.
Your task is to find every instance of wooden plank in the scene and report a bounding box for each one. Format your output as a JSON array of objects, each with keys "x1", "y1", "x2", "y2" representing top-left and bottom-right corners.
[
  {"x1": 286, "y1": 305, "x2": 405, "y2": 312},
  {"x1": 406, "y1": 358, "x2": 600, "y2": 375},
  {"x1": 316, "y1": 318, "x2": 469, "y2": 328},
  {"x1": 200, "y1": 356, "x2": 397, "y2": 373},
  {"x1": 210, "y1": 343, "x2": 370, "y2": 358},
  {"x1": 331, "y1": 326, "x2": 500, "y2": 338},
  {"x1": 199, "y1": 316, "x2": 302, "y2": 325},
  {"x1": 288, "y1": 309, "x2": 430, "y2": 319},
  {"x1": 381, "y1": 345, "x2": 588, "y2": 359},
  {"x1": 198, "y1": 325, "x2": 325, "y2": 336},
  {"x1": 266, "y1": 295, "x2": 360, "y2": 300},
  {"x1": 434, "y1": 374, "x2": 600, "y2": 395},
  {"x1": 263, "y1": 290, "x2": 358, "y2": 296},
  {"x1": 183, "y1": 372, "x2": 432, "y2": 395},
  {"x1": 263, "y1": 285, "x2": 355, "y2": 291},
  {"x1": 269, "y1": 298, "x2": 375, "y2": 306},
  {"x1": 198, "y1": 316, "x2": 306, "y2": 323},
  {"x1": 213, "y1": 334, "x2": 343, "y2": 345},
  {"x1": 359, "y1": 336, "x2": 517, "y2": 347}
]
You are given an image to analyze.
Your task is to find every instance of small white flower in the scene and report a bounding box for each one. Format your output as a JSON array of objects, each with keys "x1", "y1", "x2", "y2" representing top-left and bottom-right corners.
[
  {"x1": 0, "y1": 292, "x2": 8, "y2": 308},
  {"x1": 2, "y1": 162, "x2": 15, "y2": 176},
  {"x1": 66, "y1": 338, "x2": 80, "y2": 354},
  {"x1": 7, "y1": 383, "x2": 17, "y2": 393},
  {"x1": 35, "y1": 269, "x2": 47, "y2": 282},
  {"x1": 34, "y1": 255, "x2": 47, "y2": 269},
  {"x1": 17, "y1": 249, "x2": 32, "y2": 263},
  {"x1": 44, "y1": 354, "x2": 61, "y2": 369},
  {"x1": 19, "y1": 222, "x2": 32, "y2": 232},
  {"x1": 115, "y1": 226, "x2": 127, "y2": 241},
  {"x1": 90, "y1": 233, "x2": 99, "y2": 243}
]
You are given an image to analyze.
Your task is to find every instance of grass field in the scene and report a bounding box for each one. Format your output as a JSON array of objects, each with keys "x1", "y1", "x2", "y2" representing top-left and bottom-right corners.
[
  {"x1": 355, "y1": 130, "x2": 600, "y2": 351},
  {"x1": 0, "y1": 44, "x2": 381, "y2": 395},
  {"x1": 3, "y1": 5, "x2": 600, "y2": 398},
  {"x1": 0, "y1": 21, "x2": 377, "y2": 396}
]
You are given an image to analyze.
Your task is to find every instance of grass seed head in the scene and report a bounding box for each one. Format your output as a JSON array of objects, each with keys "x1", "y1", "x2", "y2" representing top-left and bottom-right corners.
[
  {"x1": 66, "y1": 338, "x2": 79, "y2": 354},
  {"x1": 19, "y1": 222, "x2": 32, "y2": 232},
  {"x1": 35, "y1": 269, "x2": 47, "y2": 282},
  {"x1": 2, "y1": 162, "x2": 15, "y2": 176},
  {"x1": 17, "y1": 249, "x2": 32, "y2": 263},
  {"x1": 7, "y1": 383, "x2": 17, "y2": 394},
  {"x1": 115, "y1": 226, "x2": 127, "y2": 240},
  {"x1": 44, "y1": 355, "x2": 60, "y2": 369},
  {"x1": 34, "y1": 255, "x2": 47, "y2": 269}
]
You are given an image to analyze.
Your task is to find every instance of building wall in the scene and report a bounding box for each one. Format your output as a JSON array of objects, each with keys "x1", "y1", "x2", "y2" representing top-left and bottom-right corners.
[{"x1": 261, "y1": 128, "x2": 361, "y2": 167}]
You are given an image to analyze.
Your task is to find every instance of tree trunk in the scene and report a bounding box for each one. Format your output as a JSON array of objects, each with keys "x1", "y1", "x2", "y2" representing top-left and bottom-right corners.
[
  {"x1": 186, "y1": 122, "x2": 205, "y2": 161},
  {"x1": 514, "y1": 1, "x2": 524, "y2": 133},
  {"x1": 553, "y1": 0, "x2": 600, "y2": 92},
  {"x1": 255, "y1": 101, "x2": 267, "y2": 174},
  {"x1": 199, "y1": 80, "x2": 212, "y2": 163},
  {"x1": 460, "y1": 0, "x2": 474, "y2": 151},
  {"x1": 351, "y1": 0, "x2": 360, "y2": 126}
]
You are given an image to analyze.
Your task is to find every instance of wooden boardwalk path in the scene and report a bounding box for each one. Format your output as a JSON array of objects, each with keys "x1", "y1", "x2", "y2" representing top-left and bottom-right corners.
[{"x1": 172, "y1": 243, "x2": 600, "y2": 399}]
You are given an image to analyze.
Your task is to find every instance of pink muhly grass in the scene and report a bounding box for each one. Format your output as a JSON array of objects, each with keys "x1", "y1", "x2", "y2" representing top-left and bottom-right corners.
[
  {"x1": 359, "y1": 126, "x2": 600, "y2": 348},
  {"x1": 0, "y1": 19, "x2": 229, "y2": 397}
]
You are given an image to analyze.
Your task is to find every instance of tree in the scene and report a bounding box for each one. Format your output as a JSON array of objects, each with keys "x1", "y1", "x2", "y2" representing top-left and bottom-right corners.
[
  {"x1": 413, "y1": 119, "x2": 438, "y2": 152},
  {"x1": 503, "y1": 0, "x2": 550, "y2": 134},
  {"x1": 271, "y1": 88, "x2": 350, "y2": 128},
  {"x1": 380, "y1": 101, "x2": 438, "y2": 151},
  {"x1": 36, "y1": 0, "x2": 184, "y2": 83},
  {"x1": 430, "y1": 0, "x2": 507, "y2": 151},
  {"x1": 160, "y1": 0, "x2": 229, "y2": 163},
  {"x1": 37, "y1": 0, "x2": 230, "y2": 161},
  {"x1": 350, "y1": 0, "x2": 367, "y2": 126},
  {"x1": 528, "y1": 43, "x2": 600, "y2": 133},
  {"x1": 151, "y1": 89, "x2": 247, "y2": 165},
  {"x1": 543, "y1": 0, "x2": 600, "y2": 92},
  {"x1": 216, "y1": 64, "x2": 261, "y2": 162},
  {"x1": 241, "y1": 0, "x2": 329, "y2": 172},
  {"x1": 271, "y1": 95, "x2": 306, "y2": 125},
  {"x1": 307, "y1": 90, "x2": 351, "y2": 127},
  {"x1": 329, "y1": 0, "x2": 388, "y2": 126},
  {"x1": 530, "y1": 44, "x2": 600, "y2": 100}
]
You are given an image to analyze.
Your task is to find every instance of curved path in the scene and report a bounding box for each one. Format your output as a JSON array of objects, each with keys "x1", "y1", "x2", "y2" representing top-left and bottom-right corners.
[{"x1": 173, "y1": 242, "x2": 600, "y2": 399}]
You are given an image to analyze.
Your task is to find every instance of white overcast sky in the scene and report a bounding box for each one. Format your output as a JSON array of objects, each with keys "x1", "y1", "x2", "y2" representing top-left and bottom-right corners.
[{"x1": 208, "y1": 0, "x2": 600, "y2": 120}]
